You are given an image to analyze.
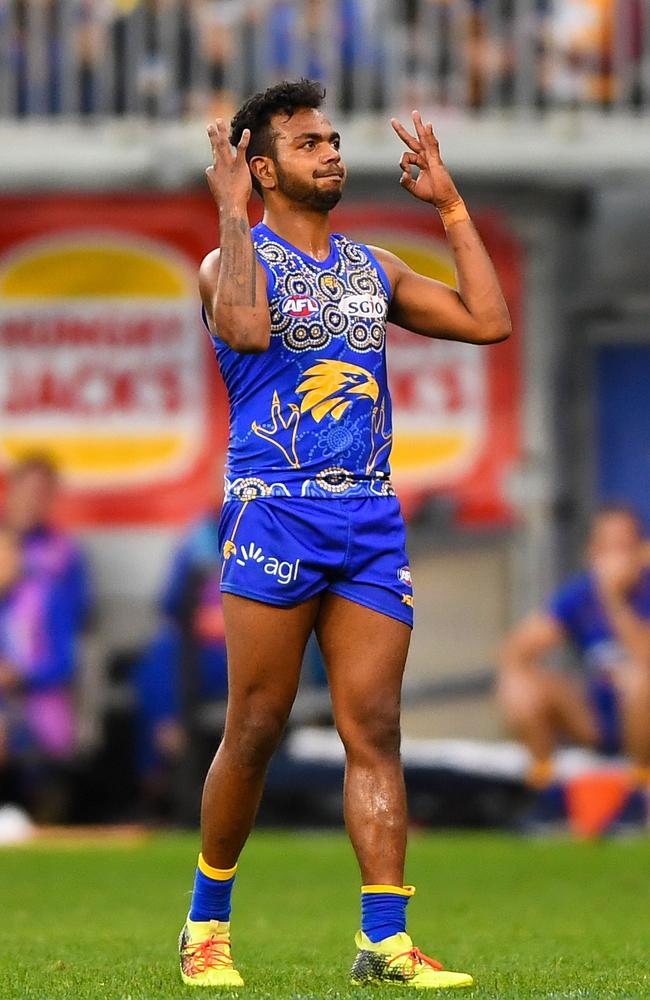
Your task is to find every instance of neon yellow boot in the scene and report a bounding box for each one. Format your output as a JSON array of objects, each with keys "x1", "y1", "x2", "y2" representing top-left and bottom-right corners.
[
  {"x1": 179, "y1": 916, "x2": 244, "y2": 988},
  {"x1": 351, "y1": 931, "x2": 473, "y2": 989}
]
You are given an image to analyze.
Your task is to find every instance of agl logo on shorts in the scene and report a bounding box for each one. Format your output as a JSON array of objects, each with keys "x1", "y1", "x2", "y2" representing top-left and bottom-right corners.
[{"x1": 235, "y1": 541, "x2": 300, "y2": 586}]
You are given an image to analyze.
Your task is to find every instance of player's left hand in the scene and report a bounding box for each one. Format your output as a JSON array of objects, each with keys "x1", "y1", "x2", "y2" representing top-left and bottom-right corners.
[{"x1": 391, "y1": 111, "x2": 460, "y2": 209}]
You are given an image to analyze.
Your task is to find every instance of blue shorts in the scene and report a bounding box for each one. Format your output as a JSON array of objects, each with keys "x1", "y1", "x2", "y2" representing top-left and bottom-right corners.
[
  {"x1": 218, "y1": 496, "x2": 414, "y2": 627},
  {"x1": 587, "y1": 672, "x2": 622, "y2": 756}
]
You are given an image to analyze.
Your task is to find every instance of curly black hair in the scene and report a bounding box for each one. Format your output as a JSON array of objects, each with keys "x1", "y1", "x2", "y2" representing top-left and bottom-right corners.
[{"x1": 230, "y1": 79, "x2": 326, "y2": 195}]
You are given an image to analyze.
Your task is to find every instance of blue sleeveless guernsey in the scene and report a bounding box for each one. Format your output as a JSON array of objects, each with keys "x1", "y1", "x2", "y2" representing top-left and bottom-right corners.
[
  {"x1": 210, "y1": 222, "x2": 395, "y2": 502},
  {"x1": 207, "y1": 222, "x2": 414, "y2": 627}
]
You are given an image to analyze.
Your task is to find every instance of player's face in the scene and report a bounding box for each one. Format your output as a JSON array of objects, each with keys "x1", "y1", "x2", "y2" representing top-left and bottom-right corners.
[
  {"x1": 588, "y1": 513, "x2": 644, "y2": 576},
  {"x1": 5, "y1": 469, "x2": 57, "y2": 532},
  {"x1": 270, "y1": 108, "x2": 346, "y2": 211}
]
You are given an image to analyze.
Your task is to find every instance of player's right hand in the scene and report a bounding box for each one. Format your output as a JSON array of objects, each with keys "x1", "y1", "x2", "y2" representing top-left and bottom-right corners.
[
  {"x1": 593, "y1": 551, "x2": 641, "y2": 600},
  {"x1": 206, "y1": 119, "x2": 252, "y2": 213}
]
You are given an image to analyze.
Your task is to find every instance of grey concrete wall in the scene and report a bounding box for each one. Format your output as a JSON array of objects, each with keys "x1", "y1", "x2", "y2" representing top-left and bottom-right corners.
[{"x1": 402, "y1": 541, "x2": 511, "y2": 740}]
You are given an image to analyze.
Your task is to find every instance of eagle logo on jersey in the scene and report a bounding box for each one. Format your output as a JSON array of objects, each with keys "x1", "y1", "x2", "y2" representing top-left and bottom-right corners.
[
  {"x1": 296, "y1": 360, "x2": 379, "y2": 422},
  {"x1": 250, "y1": 361, "x2": 387, "y2": 475}
]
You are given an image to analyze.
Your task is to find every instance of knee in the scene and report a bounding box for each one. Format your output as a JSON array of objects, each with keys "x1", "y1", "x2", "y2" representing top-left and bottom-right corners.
[
  {"x1": 617, "y1": 660, "x2": 650, "y2": 699},
  {"x1": 615, "y1": 662, "x2": 650, "y2": 723},
  {"x1": 223, "y1": 707, "x2": 287, "y2": 771},
  {"x1": 338, "y1": 707, "x2": 401, "y2": 761},
  {"x1": 498, "y1": 670, "x2": 548, "y2": 728}
]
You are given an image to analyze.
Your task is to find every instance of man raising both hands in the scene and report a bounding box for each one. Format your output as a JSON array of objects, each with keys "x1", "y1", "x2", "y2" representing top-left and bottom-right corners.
[{"x1": 179, "y1": 79, "x2": 511, "y2": 990}]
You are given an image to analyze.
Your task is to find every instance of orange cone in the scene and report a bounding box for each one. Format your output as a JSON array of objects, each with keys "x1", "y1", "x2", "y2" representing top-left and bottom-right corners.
[{"x1": 566, "y1": 770, "x2": 631, "y2": 838}]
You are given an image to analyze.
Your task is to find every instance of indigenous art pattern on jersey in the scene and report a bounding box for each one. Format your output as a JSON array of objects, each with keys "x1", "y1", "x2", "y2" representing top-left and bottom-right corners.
[{"x1": 208, "y1": 223, "x2": 395, "y2": 501}]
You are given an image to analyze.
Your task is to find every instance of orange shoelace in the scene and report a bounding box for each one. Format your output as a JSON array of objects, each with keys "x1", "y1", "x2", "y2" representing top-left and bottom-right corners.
[
  {"x1": 387, "y1": 946, "x2": 444, "y2": 974},
  {"x1": 182, "y1": 936, "x2": 232, "y2": 976}
]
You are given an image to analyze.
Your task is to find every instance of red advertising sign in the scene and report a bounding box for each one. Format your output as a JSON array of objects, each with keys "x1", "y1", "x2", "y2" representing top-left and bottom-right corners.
[
  {"x1": 0, "y1": 194, "x2": 227, "y2": 526},
  {"x1": 0, "y1": 194, "x2": 520, "y2": 528}
]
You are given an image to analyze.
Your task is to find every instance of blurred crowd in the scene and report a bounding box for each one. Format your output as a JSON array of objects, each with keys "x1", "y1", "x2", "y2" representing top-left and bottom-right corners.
[
  {"x1": 0, "y1": 456, "x2": 322, "y2": 825},
  {"x1": 1, "y1": 0, "x2": 646, "y2": 119},
  {"x1": 1, "y1": 452, "x2": 649, "y2": 834},
  {"x1": 0, "y1": 455, "x2": 230, "y2": 822},
  {"x1": 3, "y1": 0, "x2": 385, "y2": 118}
]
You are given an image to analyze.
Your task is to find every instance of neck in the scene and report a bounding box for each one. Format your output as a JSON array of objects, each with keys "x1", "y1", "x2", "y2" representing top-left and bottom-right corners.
[{"x1": 262, "y1": 206, "x2": 332, "y2": 261}]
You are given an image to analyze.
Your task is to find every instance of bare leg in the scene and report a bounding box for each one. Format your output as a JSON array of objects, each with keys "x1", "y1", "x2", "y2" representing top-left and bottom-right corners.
[
  {"x1": 201, "y1": 593, "x2": 320, "y2": 868},
  {"x1": 614, "y1": 661, "x2": 650, "y2": 767},
  {"x1": 316, "y1": 595, "x2": 410, "y2": 886},
  {"x1": 498, "y1": 667, "x2": 600, "y2": 763}
]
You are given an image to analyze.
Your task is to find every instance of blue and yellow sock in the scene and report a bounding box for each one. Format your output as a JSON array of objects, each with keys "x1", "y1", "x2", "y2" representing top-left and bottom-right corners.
[
  {"x1": 189, "y1": 854, "x2": 237, "y2": 923},
  {"x1": 361, "y1": 884, "x2": 415, "y2": 943}
]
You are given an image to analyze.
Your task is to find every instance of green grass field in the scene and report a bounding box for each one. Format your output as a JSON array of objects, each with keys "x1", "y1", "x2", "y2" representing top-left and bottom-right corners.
[{"x1": 2, "y1": 830, "x2": 649, "y2": 999}]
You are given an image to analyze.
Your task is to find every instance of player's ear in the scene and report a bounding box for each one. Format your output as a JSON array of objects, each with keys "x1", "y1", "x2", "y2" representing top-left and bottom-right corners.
[{"x1": 250, "y1": 155, "x2": 277, "y2": 191}]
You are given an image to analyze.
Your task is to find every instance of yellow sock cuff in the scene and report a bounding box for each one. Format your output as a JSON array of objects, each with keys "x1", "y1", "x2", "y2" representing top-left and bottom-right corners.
[
  {"x1": 198, "y1": 853, "x2": 238, "y2": 881},
  {"x1": 361, "y1": 884, "x2": 415, "y2": 897},
  {"x1": 527, "y1": 759, "x2": 554, "y2": 790}
]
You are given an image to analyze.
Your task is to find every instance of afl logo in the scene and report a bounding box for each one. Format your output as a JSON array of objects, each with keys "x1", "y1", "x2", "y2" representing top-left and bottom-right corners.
[{"x1": 281, "y1": 295, "x2": 320, "y2": 318}]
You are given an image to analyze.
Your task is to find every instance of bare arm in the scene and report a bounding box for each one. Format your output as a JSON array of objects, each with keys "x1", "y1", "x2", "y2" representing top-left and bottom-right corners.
[
  {"x1": 499, "y1": 612, "x2": 566, "y2": 675},
  {"x1": 594, "y1": 557, "x2": 650, "y2": 668},
  {"x1": 202, "y1": 118, "x2": 271, "y2": 354},
  {"x1": 199, "y1": 246, "x2": 270, "y2": 352},
  {"x1": 377, "y1": 112, "x2": 511, "y2": 345},
  {"x1": 601, "y1": 596, "x2": 650, "y2": 668}
]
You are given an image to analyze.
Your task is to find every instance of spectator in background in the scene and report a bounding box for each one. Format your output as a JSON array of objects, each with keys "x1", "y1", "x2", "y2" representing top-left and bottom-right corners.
[
  {"x1": 189, "y1": 0, "x2": 242, "y2": 119},
  {"x1": 466, "y1": 0, "x2": 517, "y2": 110},
  {"x1": 109, "y1": 0, "x2": 143, "y2": 115},
  {"x1": 0, "y1": 525, "x2": 77, "y2": 819},
  {"x1": 133, "y1": 504, "x2": 228, "y2": 815},
  {"x1": 542, "y1": 0, "x2": 617, "y2": 107},
  {"x1": 134, "y1": 496, "x2": 328, "y2": 819},
  {"x1": 160, "y1": 503, "x2": 221, "y2": 623},
  {"x1": 499, "y1": 505, "x2": 650, "y2": 834},
  {"x1": 265, "y1": 0, "x2": 381, "y2": 113},
  {"x1": 75, "y1": 0, "x2": 111, "y2": 116},
  {"x1": 11, "y1": 0, "x2": 63, "y2": 116},
  {"x1": 266, "y1": 0, "x2": 328, "y2": 91},
  {"x1": 1, "y1": 455, "x2": 93, "y2": 632}
]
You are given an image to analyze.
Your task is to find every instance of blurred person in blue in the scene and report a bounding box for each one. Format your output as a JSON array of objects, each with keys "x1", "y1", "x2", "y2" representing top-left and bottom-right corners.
[
  {"x1": 133, "y1": 504, "x2": 228, "y2": 810},
  {"x1": 0, "y1": 525, "x2": 77, "y2": 819},
  {"x1": 1, "y1": 455, "x2": 94, "y2": 633},
  {"x1": 499, "y1": 505, "x2": 650, "y2": 833},
  {"x1": 266, "y1": 0, "x2": 328, "y2": 85},
  {"x1": 135, "y1": 498, "x2": 328, "y2": 812},
  {"x1": 9, "y1": 0, "x2": 62, "y2": 116},
  {"x1": 266, "y1": 0, "x2": 381, "y2": 112}
]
